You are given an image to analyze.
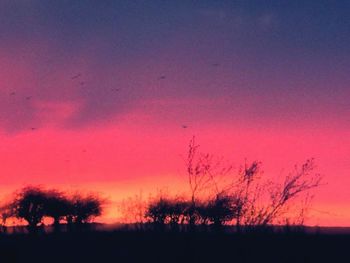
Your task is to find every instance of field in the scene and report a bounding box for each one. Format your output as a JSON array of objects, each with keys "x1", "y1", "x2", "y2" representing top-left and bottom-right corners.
[{"x1": 0, "y1": 226, "x2": 349, "y2": 263}]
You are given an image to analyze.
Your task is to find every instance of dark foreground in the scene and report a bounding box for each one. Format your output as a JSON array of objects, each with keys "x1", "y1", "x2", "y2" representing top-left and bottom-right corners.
[{"x1": 0, "y1": 228, "x2": 349, "y2": 263}]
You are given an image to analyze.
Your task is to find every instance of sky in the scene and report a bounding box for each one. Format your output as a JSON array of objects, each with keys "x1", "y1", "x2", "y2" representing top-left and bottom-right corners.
[{"x1": 0, "y1": 0, "x2": 349, "y2": 226}]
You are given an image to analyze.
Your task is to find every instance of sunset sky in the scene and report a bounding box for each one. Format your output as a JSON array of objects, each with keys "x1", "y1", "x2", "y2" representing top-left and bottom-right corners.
[{"x1": 0, "y1": 0, "x2": 349, "y2": 226}]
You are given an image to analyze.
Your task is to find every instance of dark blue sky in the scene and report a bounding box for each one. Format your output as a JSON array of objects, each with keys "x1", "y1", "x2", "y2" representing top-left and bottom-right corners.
[{"x1": 0, "y1": 0, "x2": 349, "y2": 131}]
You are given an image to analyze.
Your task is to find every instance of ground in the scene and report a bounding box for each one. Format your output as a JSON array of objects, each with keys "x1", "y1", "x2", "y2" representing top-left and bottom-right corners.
[{"x1": 0, "y1": 227, "x2": 349, "y2": 263}]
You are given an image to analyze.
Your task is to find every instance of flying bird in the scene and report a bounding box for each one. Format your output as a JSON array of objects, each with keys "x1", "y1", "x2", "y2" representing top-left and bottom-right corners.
[
  {"x1": 111, "y1": 88, "x2": 120, "y2": 92},
  {"x1": 25, "y1": 96, "x2": 32, "y2": 100},
  {"x1": 30, "y1": 127, "x2": 36, "y2": 131},
  {"x1": 158, "y1": 75, "x2": 166, "y2": 80},
  {"x1": 182, "y1": 125, "x2": 188, "y2": 129},
  {"x1": 212, "y1": 63, "x2": 220, "y2": 67},
  {"x1": 71, "y1": 73, "x2": 82, "y2": 80},
  {"x1": 10, "y1": 92, "x2": 15, "y2": 96}
]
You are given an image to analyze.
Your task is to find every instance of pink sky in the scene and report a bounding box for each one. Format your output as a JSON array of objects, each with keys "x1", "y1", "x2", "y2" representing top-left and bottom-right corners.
[{"x1": 0, "y1": 118, "x2": 349, "y2": 226}]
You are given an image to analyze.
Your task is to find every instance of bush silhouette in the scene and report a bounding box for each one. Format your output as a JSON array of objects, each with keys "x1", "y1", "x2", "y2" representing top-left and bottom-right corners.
[
  {"x1": 206, "y1": 194, "x2": 236, "y2": 227},
  {"x1": 145, "y1": 197, "x2": 169, "y2": 226},
  {"x1": 67, "y1": 194, "x2": 103, "y2": 224},
  {"x1": 145, "y1": 195, "x2": 237, "y2": 229},
  {"x1": 166, "y1": 199, "x2": 188, "y2": 228}
]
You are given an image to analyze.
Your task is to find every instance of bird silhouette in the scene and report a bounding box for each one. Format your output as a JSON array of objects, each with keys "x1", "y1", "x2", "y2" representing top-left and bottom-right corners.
[
  {"x1": 30, "y1": 127, "x2": 36, "y2": 131},
  {"x1": 111, "y1": 88, "x2": 120, "y2": 92},
  {"x1": 182, "y1": 125, "x2": 188, "y2": 129},
  {"x1": 71, "y1": 73, "x2": 82, "y2": 80},
  {"x1": 10, "y1": 92, "x2": 15, "y2": 96},
  {"x1": 212, "y1": 63, "x2": 220, "y2": 67},
  {"x1": 25, "y1": 96, "x2": 32, "y2": 100},
  {"x1": 158, "y1": 75, "x2": 166, "y2": 80}
]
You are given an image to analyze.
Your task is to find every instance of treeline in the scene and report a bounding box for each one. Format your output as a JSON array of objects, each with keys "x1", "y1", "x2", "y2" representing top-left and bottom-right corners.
[
  {"x1": 144, "y1": 195, "x2": 236, "y2": 229},
  {"x1": 0, "y1": 137, "x2": 322, "y2": 232},
  {"x1": 0, "y1": 186, "x2": 102, "y2": 231}
]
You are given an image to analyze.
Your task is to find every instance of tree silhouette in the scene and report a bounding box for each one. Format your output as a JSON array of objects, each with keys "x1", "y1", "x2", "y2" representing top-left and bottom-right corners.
[
  {"x1": 185, "y1": 136, "x2": 232, "y2": 226},
  {"x1": 145, "y1": 196, "x2": 192, "y2": 230},
  {"x1": 166, "y1": 199, "x2": 188, "y2": 228},
  {"x1": 11, "y1": 186, "x2": 48, "y2": 230},
  {"x1": 145, "y1": 197, "x2": 169, "y2": 226},
  {"x1": 43, "y1": 190, "x2": 71, "y2": 227},
  {"x1": 206, "y1": 194, "x2": 237, "y2": 227},
  {"x1": 67, "y1": 194, "x2": 103, "y2": 224},
  {"x1": 230, "y1": 159, "x2": 322, "y2": 227},
  {"x1": 1, "y1": 187, "x2": 104, "y2": 231},
  {"x1": 260, "y1": 159, "x2": 322, "y2": 226},
  {"x1": 229, "y1": 161, "x2": 262, "y2": 230},
  {"x1": 183, "y1": 138, "x2": 322, "y2": 230}
]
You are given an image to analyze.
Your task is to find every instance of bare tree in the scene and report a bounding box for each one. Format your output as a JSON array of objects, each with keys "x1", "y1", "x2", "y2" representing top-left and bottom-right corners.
[
  {"x1": 236, "y1": 159, "x2": 322, "y2": 227},
  {"x1": 185, "y1": 136, "x2": 232, "y2": 226},
  {"x1": 227, "y1": 161, "x2": 262, "y2": 229},
  {"x1": 118, "y1": 191, "x2": 147, "y2": 229},
  {"x1": 261, "y1": 159, "x2": 321, "y2": 226},
  {"x1": 184, "y1": 138, "x2": 322, "y2": 229},
  {"x1": 186, "y1": 136, "x2": 212, "y2": 204}
]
